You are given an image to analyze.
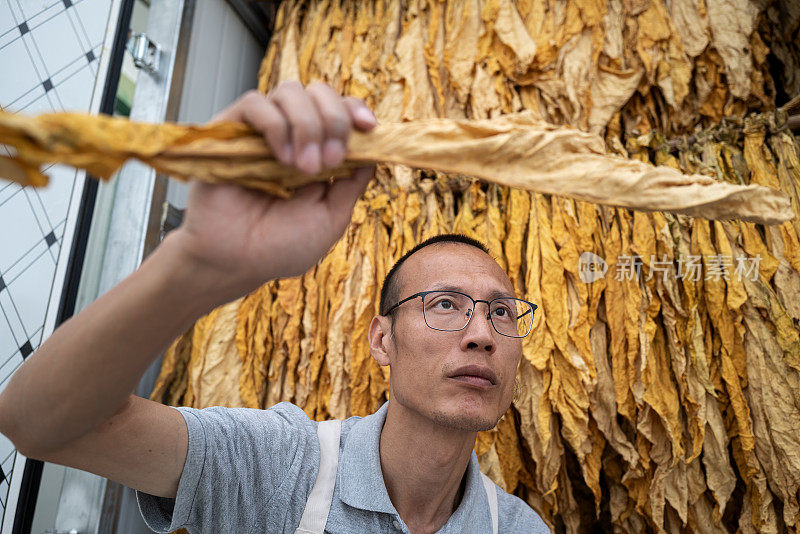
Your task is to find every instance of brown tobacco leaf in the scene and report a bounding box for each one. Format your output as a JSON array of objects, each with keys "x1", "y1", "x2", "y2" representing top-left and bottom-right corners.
[{"x1": 0, "y1": 110, "x2": 793, "y2": 224}]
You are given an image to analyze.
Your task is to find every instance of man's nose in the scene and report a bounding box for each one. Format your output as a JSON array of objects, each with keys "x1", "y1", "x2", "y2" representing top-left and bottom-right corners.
[{"x1": 461, "y1": 304, "x2": 495, "y2": 352}]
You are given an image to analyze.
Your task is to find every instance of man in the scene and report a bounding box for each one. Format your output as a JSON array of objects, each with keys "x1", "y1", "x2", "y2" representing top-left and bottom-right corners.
[{"x1": 0, "y1": 82, "x2": 549, "y2": 533}]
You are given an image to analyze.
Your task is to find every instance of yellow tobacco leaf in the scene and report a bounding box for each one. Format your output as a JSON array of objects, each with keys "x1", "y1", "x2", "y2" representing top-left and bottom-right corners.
[
  {"x1": 481, "y1": 0, "x2": 537, "y2": 79},
  {"x1": 189, "y1": 298, "x2": 244, "y2": 409},
  {"x1": 306, "y1": 252, "x2": 332, "y2": 419},
  {"x1": 522, "y1": 0, "x2": 584, "y2": 72},
  {"x1": 618, "y1": 210, "x2": 643, "y2": 418},
  {"x1": 350, "y1": 215, "x2": 378, "y2": 416},
  {"x1": 277, "y1": 277, "x2": 304, "y2": 402},
  {"x1": 277, "y1": 3, "x2": 302, "y2": 82},
  {"x1": 295, "y1": 270, "x2": 318, "y2": 409},
  {"x1": 256, "y1": 2, "x2": 288, "y2": 93},
  {"x1": 150, "y1": 326, "x2": 192, "y2": 405},
  {"x1": 297, "y1": 1, "x2": 328, "y2": 85},
  {"x1": 642, "y1": 322, "x2": 684, "y2": 464},
  {"x1": 422, "y1": 0, "x2": 446, "y2": 116},
  {"x1": 769, "y1": 129, "x2": 800, "y2": 240},
  {"x1": 442, "y1": 0, "x2": 482, "y2": 105},
  {"x1": 395, "y1": 2, "x2": 438, "y2": 120},
  {"x1": 266, "y1": 288, "x2": 289, "y2": 407},
  {"x1": 402, "y1": 190, "x2": 422, "y2": 253},
  {"x1": 552, "y1": 199, "x2": 595, "y2": 385},
  {"x1": 477, "y1": 443, "x2": 505, "y2": 490},
  {"x1": 765, "y1": 225, "x2": 800, "y2": 322},
  {"x1": 739, "y1": 222, "x2": 779, "y2": 283},
  {"x1": 522, "y1": 193, "x2": 553, "y2": 371},
  {"x1": 236, "y1": 285, "x2": 273, "y2": 409},
  {"x1": 1, "y1": 110, "x2": 792, "y2": 224},
  {"x1": 600, "y1": 212, "x2": 636, "y2": 422},
  {"x1": 550, "y1": 346, "x2": 593, "y2": 497},
  {"x1": 475, "y1": 428, "x2": 496, "y2": 457},
  {"x1": 667, "y1": 0, "x2": 710, "y2": 57},
  {"x1": 515, "y1": 358, "x2": 562, "y2": 498},
  {"x1": 705, "y1": 0, "x2": 757, "y2": 99},
  {"x1": 588, "y1": 66, "x2": 644, "y2": 135},
  {"x1": 537, "y1": 196, "x2": 569, "y2": 356},
  {"x1": 484, "y1": 185, "x2": 507, "y2": 270},
  {"x1": 589, "y1": 321, "x2": 638, "y2": 466},
  {"x1": 494, "y1": 408, "x2": 534, "y2": 493},
  {"x1": 504, "y1": 188, "x2": 530, "y2": 294}
]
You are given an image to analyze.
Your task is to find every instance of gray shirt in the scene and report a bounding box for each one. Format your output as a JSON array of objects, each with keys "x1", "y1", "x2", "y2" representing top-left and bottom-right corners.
[{"x1": 136, "y1": 401, "x2": 551, "y2": 533}]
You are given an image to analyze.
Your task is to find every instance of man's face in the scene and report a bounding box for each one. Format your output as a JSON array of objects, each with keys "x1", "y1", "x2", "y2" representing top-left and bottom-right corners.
[{"x1": 372, "y1": 243, "x2": 523, "y2": 432}]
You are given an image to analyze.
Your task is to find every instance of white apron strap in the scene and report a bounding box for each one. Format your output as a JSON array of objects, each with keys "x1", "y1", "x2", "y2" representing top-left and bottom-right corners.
[
  {"x1": 480, "y1": 472, "x2": 499, "y2": 534},
  {"x1": 295, "y1": 420, "x2": 342, "y2": 534}
]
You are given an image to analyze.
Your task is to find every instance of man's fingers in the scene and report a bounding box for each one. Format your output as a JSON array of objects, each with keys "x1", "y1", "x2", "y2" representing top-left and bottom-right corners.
[
  {"x1": 270, "y1": 81, "x2": 323, "y2": 175},
  {"x1": 214, "y1": 91, "x2": 293, "y2": 165},
  {"x1": 212, "y1": 84, "x2": 376, "y2": 177},
  {"x1": 308, "y1": 83, "x2": 353, "y2": 169},
  {"x1": 241, "y1": 92, "x2": 292, "y2": 165},
  {"x1": 343, "y1": 97, "x2": 378, "y2": 132}
]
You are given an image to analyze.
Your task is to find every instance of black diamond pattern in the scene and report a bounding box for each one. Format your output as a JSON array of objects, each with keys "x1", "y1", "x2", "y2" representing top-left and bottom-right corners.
[
  {"x1": 45, "y1": 231, "x2": 56, "y2": 247},
  {"x1": 18, "y1": 22, "x2": 28, "y2": 35},
  {"x1": 86, "y1": 50, "x2": 96, "y2": 63},
  {"x1": 20, "y1": 341, "x2": 33, "y2": 359},
  {"x1": 0, "y1": 276, "x2": 4, "y2": 292},
  {"x1": 63, "y1": 0, "x2": 72, "y2": 7},
  {"x1": 42, "y1": 79, "x2": 53, "y2": 92}
]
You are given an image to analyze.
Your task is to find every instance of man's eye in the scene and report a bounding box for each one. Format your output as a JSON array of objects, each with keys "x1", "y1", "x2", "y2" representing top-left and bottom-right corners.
[
  {"x1": 435, "y1": 299, "x2": 456, "y2": 309},
  {"x1": 493, "y1": 307, "x2": 511, "y2": 318}
]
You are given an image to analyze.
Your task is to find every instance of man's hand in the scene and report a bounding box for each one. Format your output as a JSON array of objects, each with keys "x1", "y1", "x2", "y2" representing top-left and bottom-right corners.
[{"x1": 169, "y1": 82, "x2": 377, "y2": 302}]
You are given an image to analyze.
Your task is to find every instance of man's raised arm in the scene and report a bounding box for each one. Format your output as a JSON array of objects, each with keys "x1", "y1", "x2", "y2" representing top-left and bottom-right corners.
[{"x1": 0, "y1": 82, "x2": 376, "y2": 498}]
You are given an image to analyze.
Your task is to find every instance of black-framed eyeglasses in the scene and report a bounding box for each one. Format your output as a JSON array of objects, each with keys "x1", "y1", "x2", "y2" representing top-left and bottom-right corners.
[{"x1": 382, "y1": 290, "x2": 537, "y2": 338}]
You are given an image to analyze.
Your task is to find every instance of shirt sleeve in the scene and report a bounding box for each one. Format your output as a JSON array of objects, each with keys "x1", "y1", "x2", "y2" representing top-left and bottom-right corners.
[{"x1": 135, "y1": 402, "x2": 317, "y2": 533}]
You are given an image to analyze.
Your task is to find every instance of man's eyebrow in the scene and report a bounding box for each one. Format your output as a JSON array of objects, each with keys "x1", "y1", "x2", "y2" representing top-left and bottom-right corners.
[
  {"x1": 428, "y1": 283, "x2": 516, "y2": 300},
  {"x1": 487, "y1": 289, "x2": 517, "y2": 300}
]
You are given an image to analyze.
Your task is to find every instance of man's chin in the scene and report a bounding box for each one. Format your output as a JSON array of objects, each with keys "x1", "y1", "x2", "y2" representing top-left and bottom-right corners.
[{"x1": 429, "y1": 408, "x2": 499, "y2": 432}]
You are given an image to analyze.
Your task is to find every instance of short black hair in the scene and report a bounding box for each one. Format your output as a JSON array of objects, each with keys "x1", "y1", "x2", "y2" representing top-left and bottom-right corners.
[{"x1": 379, "y1": 234, "x2": 490, "y2": 316}]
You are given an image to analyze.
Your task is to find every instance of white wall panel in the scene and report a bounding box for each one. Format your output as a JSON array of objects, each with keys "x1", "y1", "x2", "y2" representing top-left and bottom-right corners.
[
  {"x1": 165, "y1": 0, "x2": 262, "y2": 210},
  {"x1": 0, "y1": 0, "x2": 114, "y2": 527}
]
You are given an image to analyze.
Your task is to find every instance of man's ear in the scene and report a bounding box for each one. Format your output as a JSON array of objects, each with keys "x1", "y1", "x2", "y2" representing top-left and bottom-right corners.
[{"x1": 368, "y1": 315, "x2": 392, "y2": 366}]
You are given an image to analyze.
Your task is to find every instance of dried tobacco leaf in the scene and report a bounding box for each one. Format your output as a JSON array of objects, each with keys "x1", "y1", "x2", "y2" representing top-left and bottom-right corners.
[{"x1": 0, "y1": 110, "x2": 793, "y2": 224}]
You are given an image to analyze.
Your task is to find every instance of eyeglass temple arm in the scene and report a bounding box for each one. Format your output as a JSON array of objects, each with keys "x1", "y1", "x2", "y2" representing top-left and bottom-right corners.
[
  {"x1": 516, "y1": 302, "x2": 538, "y2": 319},
  {"x1": 383, "y1": 292, "x2": 425, "y2": 315}
]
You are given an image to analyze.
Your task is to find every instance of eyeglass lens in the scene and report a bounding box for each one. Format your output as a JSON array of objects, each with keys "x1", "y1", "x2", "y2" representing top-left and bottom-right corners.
[{"x1": 422, "y1": 291, "x2": 533, "y2": 337}]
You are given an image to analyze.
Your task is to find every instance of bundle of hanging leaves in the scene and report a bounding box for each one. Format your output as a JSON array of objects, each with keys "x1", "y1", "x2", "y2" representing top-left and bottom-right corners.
[{"x1": 150, "y1": 0, "x2": 800, "y2": 532}]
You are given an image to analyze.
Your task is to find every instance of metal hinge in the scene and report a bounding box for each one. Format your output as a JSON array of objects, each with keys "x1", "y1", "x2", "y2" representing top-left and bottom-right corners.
[{"x1": 126, "y1": 32, "x2": 161, "y2": 76}]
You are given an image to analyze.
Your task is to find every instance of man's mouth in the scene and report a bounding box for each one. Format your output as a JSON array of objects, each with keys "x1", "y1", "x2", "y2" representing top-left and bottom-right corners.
[{"x1": 447, "y1": 365, "x2": 498, "y2": 388}]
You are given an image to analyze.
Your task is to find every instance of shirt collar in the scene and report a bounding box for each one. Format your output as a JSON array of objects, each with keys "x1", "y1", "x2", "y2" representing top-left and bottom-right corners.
[
  {"x1": 338, "y1": 402, "x2": 494, "y2": 531},
  {"x1": 339, "y1": 401, "x2": 396, "y2": 514}
]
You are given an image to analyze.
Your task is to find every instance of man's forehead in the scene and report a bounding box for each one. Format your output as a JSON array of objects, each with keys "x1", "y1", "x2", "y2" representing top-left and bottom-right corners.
[{"x1": 399, "y1": 242, "x2": 514, "y2": 295}]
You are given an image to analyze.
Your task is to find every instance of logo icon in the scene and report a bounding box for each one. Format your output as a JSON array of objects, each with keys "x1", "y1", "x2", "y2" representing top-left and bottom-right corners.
[{"x1": 578, "y1": 252, "x2": 608, "y2": 283}]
